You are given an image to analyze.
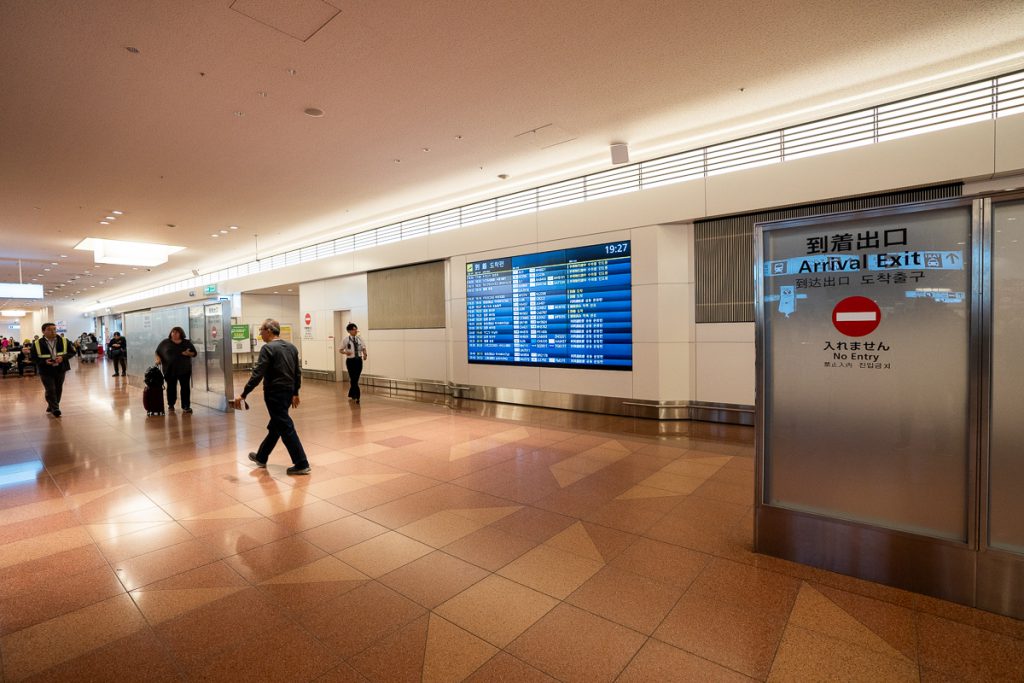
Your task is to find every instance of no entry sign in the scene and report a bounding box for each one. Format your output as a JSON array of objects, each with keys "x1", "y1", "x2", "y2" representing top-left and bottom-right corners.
[
  {"x1": 832, "y1": 296, "x2": 881, "y2": 336},
  {"x1": 304, "y1": 313, "x2": 312, "y2": 325}
]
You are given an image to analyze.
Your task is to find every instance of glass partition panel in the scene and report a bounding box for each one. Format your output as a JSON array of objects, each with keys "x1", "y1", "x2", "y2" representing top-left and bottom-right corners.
[
  {"x1": 989, "y1": 200, "x2": 1024, "y2": 554},
  {"x1": 188, "y1": 305, "x2": 206, "y2": 391},
  {"x1": 124, "y1": 307, "x2": 188, "y2": 378},
  {"x1": 762, "y1": 206, "x2": 971, "y2": 540},
  {"x1": 204, "y1": 303, "x2": 227, "y2": 399}
]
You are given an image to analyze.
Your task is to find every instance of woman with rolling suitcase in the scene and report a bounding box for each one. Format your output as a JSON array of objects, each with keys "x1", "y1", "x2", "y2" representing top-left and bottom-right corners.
[{"x1": 155, "y1": 327, "x2": 197, "y2": 414}]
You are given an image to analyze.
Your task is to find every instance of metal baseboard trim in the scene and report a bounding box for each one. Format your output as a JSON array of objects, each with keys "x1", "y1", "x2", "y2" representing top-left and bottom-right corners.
[
  {"x1": 359, "y1": 375, "x2": 753, "y2": 424},
  {"x1": 756, "y1": 505, "x2": 976, "y2": 606},
  {"x1": 301, "y1": 369, "x2": 336, "y2": 382}
]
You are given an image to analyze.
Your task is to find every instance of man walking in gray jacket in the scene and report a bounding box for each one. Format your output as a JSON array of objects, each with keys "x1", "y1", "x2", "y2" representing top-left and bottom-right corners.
[{"x1": 235, "y1": 318, "x2": 310, "y2": 474}]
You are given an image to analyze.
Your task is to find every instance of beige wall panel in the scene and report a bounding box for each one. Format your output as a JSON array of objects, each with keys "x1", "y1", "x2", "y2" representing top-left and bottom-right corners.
[
  {"x1": 707, "y1": 120, "x2": 996, "y2": 216},
  {"x1": 628, "y1": 225, "x2": 659, "y2": 286},
  {"x1": 405, "y1": 339, "x2": 447, "y2": 381},
  {"x1": 695, "y1": 322, "x2": 755, "y2": 343},
  {"x1": 297, "y1": 274, "x2": 367, "y2": 311},
  {"x1": 449, "y1": 256, "x2": 468, "y2": 300},
  {"x1": 449, "y1": 298, "x2": 467, "y2": 343},
  {"x1": 630, "y1": 342, "x2": 693, "y2": 401},
  {"x1": 368, "y1": 339, "x2": 405, "y2": 378},
  {"x1": 240, "y1": 294, "x2": 299, "y2": 327},
  {"x1": 658, "y1": 223, "x2": 694, "y2": 285},
  {"x1": 996, "y1": 114, "x2": 1024, "y2": 175},
  {"x1": 450, "y1": 341, "x2": 469, "y2": 384},
  {"x1": 695, "y1": 341, "x2": 755, "y2": 405},
  {"x1": 633, "y1": 283, "x2": 694, "y2": 345}
]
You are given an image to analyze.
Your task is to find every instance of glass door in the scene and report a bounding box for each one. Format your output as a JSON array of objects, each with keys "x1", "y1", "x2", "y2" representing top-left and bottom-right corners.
[
  {"x1": 978, "y1": 197, "x2": 1024, "y2": 618},
  {"x1": 188, "y1": 305, "x2": 207, "y2": 390}
]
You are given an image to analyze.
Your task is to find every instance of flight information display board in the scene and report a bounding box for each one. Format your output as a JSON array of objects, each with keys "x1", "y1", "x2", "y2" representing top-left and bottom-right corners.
[{"x1": 467, "y1": 240, "x2": 632, "y2": 369}]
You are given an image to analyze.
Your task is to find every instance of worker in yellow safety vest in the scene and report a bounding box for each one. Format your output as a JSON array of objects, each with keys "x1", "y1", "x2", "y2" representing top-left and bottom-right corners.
[{"x1": 31, "y1": 323, "x2": 73, "y2": 417}]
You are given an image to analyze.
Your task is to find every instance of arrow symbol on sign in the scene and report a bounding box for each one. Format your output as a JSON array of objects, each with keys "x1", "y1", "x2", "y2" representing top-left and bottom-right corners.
[{"x1": 945, "y1": 253, "x2": 960, "y2": 264}]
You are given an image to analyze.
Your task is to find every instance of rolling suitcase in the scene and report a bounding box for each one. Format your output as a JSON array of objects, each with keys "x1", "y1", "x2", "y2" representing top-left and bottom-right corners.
[{"x1": 143, "y1": 366, "x2": 165, "y2": 416}]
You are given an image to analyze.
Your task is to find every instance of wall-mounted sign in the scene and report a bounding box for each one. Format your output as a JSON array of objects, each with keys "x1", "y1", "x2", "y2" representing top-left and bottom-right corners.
[
  {"x1": 230, "y1": 324, "x2": 250, "y2": 341},
  {"x1": 758, "y1": 204, "x2": 972, "y2": 541},
  {"x1": 203, "y1": 284, "x2": 218, "y2": 295}
]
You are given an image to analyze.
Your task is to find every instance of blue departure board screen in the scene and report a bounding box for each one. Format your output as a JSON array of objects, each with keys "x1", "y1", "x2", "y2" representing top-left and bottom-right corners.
[{"x1": 466, "y1": 240, "x2": 632, "y2": 369}]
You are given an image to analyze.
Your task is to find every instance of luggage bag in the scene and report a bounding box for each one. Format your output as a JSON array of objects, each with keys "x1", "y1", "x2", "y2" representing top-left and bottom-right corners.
[{"x1": 143, "y1": 365, "x2": 165, "y2": 416}]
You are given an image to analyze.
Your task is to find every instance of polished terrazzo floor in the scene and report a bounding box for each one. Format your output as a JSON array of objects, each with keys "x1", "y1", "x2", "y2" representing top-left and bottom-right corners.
[{"x1": 0, "y1": 360, "x2": 1022, "y2": 682}]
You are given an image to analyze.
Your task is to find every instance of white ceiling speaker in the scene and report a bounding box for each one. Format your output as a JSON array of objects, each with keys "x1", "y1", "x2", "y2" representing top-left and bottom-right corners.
[{"x1": 610, "y1": 143, "x2": 629, "y2": 165}]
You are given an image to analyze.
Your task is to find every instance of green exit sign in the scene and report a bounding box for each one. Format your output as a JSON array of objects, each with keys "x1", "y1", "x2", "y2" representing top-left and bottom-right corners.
[{"x1": 203, "y1": 284, "x2": 218, "y2": 295}]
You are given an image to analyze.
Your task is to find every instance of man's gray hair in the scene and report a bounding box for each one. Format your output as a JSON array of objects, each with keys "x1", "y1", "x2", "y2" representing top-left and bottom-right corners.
[{"x1": 261, "y1": 318, "x2": 281, "y2": 335}]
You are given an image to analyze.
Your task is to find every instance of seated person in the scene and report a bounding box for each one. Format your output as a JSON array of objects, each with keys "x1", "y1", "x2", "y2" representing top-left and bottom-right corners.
[{"x1": 17, "y1": 345, "x2": 34, "y2": 376}]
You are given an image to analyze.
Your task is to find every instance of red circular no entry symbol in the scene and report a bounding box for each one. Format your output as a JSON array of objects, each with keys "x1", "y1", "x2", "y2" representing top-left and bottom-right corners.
[
  {"x1": 832, "y1": 296, "x2": 881, "y2": 337},
  {"x1": 210, "y1": 326, "x2": 218, "y2": 339},
  {"x1": 304, "y1": 313, "x2": 312, "y2": 325}
]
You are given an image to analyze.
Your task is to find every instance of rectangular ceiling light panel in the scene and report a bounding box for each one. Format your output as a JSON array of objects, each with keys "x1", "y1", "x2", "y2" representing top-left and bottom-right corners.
[
  {"x1": 75, "y1": 238, "x2": 184, "y2": 267},
  {"x1": 0, "y1": 283, "x2": 44, "y2": 299}
]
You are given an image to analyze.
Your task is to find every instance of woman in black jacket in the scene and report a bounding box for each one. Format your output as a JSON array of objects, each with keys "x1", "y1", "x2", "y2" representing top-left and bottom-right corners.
[{"x1": 155, "y1": 326, "x2": 197, "y2": 413}]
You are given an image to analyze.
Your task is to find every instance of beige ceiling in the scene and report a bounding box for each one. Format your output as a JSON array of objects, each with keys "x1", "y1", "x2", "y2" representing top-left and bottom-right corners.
[{"x1": 2, "y1": 0, "x2": 1024, "y2": 312}]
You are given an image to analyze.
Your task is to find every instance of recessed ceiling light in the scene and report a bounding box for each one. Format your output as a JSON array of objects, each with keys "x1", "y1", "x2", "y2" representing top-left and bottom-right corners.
[
  {"x1": 219, "y1": 229, "x2": 228, "y2": 234},
  {"x1": 60, "y1": 254, "x2": 67, "y2": 258},
  {"x1": 105, "y1": 216, "x2": 116, "y2": 221},
  {"x1": 100, "y1": 221, "x2": 109, "y2": 225},
  {"x1": 132, "y1": 267, "x2": 138, "y2": 270},
  {"x1": 273, "y1": 291, "x2": 279, "y2": 294},
  {"x1": 211, "y1": 234, "x2": 218, "y2": 238},
  {"x1": 111, "y1": 210, "x2": 123, "y2": 215},
  {"x1": 119, "y1": 272, "x2": 125, "y2": 275},
  {"x1": 44, "y1": 268, "x2": 50, "y2": 272},
  {"x1": 75, "y1": 238, "x2": 184, "y2": 267},
  {"x1": 50, "y1": 262, "x2": 57, "y2": 265},
  {"x1": 304, "y1": 108, "x2": 325, "y2": 117},
  {"x1": 287, "y1": 289, "x2": 293, "y2": 292},
  {"x1": 229, "y1": 225, "x2": 238, "y2": 230}
]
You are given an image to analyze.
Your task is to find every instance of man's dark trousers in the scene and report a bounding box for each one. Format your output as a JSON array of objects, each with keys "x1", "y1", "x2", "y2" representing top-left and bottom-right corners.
[
  {"x1": 255, "y1": 390, "x2": 309, "y2": 467},
  {"x1": 41, "y1": 371, "x2": 66, "y2": 412},
  {"x1": 346, "y1": 357, "x2": 363, "y2": 400}
]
